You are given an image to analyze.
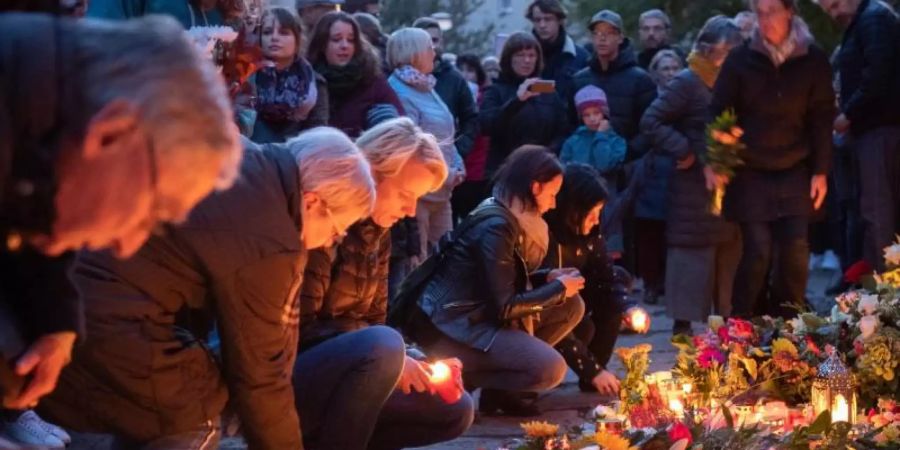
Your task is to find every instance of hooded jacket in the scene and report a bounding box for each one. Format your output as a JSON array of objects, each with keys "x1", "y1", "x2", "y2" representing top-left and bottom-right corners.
[
  {"x1": 572, "y1": 39, "x2": 658, "y2": 159},
  {"x1": 711, "y1": 20, "x2": 835, "y2": 221},
  {"x1": 43, "y1": 142, "x2": 308, "y2": 450}
]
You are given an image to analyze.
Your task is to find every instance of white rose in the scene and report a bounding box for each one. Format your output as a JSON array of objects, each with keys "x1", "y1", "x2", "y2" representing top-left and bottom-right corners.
[
  {"x1": 789, "y1": 317, "x2": 807, "y2": 334},
  {"x1": 858, "y1": 294, "x2": 880, "y2": 316},
  {"x1": 859, "y1": 315, "x2": 879, "y2": 340}
]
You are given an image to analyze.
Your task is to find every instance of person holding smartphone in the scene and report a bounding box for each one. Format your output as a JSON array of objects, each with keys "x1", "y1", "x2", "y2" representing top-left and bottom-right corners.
[{"x1": 480, "y1": 32, "x2": 570, "y2": 179}]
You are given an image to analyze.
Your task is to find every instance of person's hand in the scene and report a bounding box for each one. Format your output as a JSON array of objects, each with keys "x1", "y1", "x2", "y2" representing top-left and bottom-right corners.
[
  {"x1": 556, "y1": 272, "x2": 585, "y2": 297},
  {"x1": 703, "y1": 165, "x2": 729, "y2": 192},
  {"x1": 810, "y1": 174, "x2": 828, "y2": 210},
  {"x1": 592, "y1": 369, "x2": 621, "y2": 396},
  {"x1": 676, "y1": 153, "x2": 696, "y2": 170},
  {"x1": 597, "y1": 119, "x2": 611, "y2": 132},
  {"x1": 548, "y1": 267, "x2": 581, "y2": 281},
  {"x1": 623, "y1": 307, "x2": 651, "y2": 333},
  {"x1": 7, "y1": 332, "x2": 76, "y2": 409},
  {"x1": 396, "y1": 356, "x2": 434, "y2": 395},
  {"x1": 516, "y1": 78, "x2": 541, "y2": 102},
  {"x1": 834, "y1": 114, "x2": 851, "y2": 134}
]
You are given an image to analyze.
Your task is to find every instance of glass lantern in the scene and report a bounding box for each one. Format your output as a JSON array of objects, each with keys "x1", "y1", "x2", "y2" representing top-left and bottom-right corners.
[{"x1": 811, "y1": 349, "x2": 857, "y2": 424}]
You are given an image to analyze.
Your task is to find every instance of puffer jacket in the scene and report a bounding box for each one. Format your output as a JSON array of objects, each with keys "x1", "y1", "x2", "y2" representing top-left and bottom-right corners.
[
  {"x1": 572, "y1": 39, "x2": 657, "y2": 159},
  {"x1": 711, "y1": 23, "x2": 835, "y2": 222},
  {"x1": 641, "y1": 69, "x2": 738, "y2": 246},
  {"x1": 412, "y1": 199, "x2": 566, "y2": 351},
  {"x1": 42, "y1": 142, "x2": 308, "y2": 450},
  {"x1": 559, "y1": 126, "x2": 626, "y2": 176},
  {"x1": 300, "y1": 219, "x2": 390, "y2": 346},
  {"x1": 480, "y1": 75, "x2": 570, "y2": 176},
  {"x1": 834, "y1": 0, "x2": 900, "y2": 135}
]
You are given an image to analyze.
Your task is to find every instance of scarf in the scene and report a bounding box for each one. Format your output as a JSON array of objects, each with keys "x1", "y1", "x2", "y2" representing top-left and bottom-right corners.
[
  {"x1": 393, "y1": 65, "x2": 436, "y2": 92},
  {"x1": 754, "y1": 17, "x2": 813, "y2": 67},
  {"x1": 314, "y1": 60, "x2": 366, "y2": 98},
  {"x1": 494, "y1": 192, "x2": 549, "y2": 273},
  {"x1": 687, "y1": 51, "x2": 720, "y2": 89},
  {"x1": 255, "y1": 57, "x2": 317, "y2": 124}
]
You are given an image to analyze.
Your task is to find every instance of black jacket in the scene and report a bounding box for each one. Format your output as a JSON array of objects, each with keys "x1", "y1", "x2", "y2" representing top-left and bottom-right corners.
[
  {"x1": 434, "y1": 59, "x2": 479, "y2": 158},
  {"x1": 835, "y1": 0, "x2": 900, "y2": 135},
  {"x1": 711, "y1": 28, "x2": 835, "y2": 222},
  {"x1": 480, "y1": 75, "x2": 570, "y2": 176},
  {"x1": 537, "y1": 28, "x2": 590, "y2": 104},
  {"x1": 413, "y1": 199, "x2": 565, "y2": 351},
  {"x1": 44, "y1": 143, "x2": 307, "y2": 450},
  {"x1": 300, "y1": 219, "x2": 390, "y2": 346},
  {"x1": 641, "y1": 69, "x2": 740, "y2": 246},
  {"x1": 572, "y1": 39, "x2": 657, "y2": 159},
  {"x1": 0, "y1": 15, "x2": 84, "y2": 355}
]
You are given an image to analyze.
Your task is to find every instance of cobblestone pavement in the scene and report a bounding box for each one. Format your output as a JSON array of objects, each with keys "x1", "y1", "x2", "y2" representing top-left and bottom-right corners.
[{"x1": 52, "y1": 268, "x2": 834, "y2": 450}]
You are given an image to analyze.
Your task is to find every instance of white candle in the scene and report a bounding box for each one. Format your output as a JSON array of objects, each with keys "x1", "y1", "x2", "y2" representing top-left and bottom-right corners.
[
  {"x1": 631, "y1": 309, "x2": 648, "y2": 331},
  {"x1": 833, "y1": 395, "x2": 849, "y2": 423}
]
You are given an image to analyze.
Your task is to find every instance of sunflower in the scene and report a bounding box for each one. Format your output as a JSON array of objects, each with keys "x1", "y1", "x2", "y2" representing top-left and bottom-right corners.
[
  {"x1": 593, "y1": 431, "x2": 637, "y2": 450},
  {"x1": 520, "y1": 421, "x2": 559, "y2": 439}
]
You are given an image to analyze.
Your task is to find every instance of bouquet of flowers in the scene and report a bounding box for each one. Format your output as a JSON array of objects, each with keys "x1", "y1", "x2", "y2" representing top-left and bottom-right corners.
[{"x1": 703, "y1": 109, "x2": 745, "y2": 216}]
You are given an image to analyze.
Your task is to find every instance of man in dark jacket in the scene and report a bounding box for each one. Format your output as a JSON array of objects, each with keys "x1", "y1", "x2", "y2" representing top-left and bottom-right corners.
[
  {"x1": 711, "y1": 0, "x2": 835, "y2": 317},
  {"x1": 413, "y1": 17, "x2": 478, "y2": 159},
  {"x1": 637, "y1": 9, "x2": 685, "y2": 69},
  {"x1": 0, "y1": 13, "x2": 240, "y2": 413},
  {"x1": 817, "y1": 0, "x2": 900, "y2": 272},
  {"x1": 526, "y1": 0, "x2": 590, "y2": 104},
  {"x1": 39, "y1": 130, "x2": 376, "y2": 450},
  {"x1": 572, "y1": 10, "x2": 658, "y2": 160}
]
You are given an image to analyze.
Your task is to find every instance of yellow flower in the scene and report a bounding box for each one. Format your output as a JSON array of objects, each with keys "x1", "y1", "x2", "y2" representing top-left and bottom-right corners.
[
  {"x1": 881, "y1": 268, "x2": 900, "y2": 288},
  {"x1": 772, "y1": 338, "x2": 799, "y2": 358},
  {"x1": 593, "y1": 431, "x2": 637, "y2": 450},
  {"x1": 635, "y1": 343, "x2": 653, "y2": 354},
  {"x1": 520, "y1": 421, "x2": 559, "y2": 438}
]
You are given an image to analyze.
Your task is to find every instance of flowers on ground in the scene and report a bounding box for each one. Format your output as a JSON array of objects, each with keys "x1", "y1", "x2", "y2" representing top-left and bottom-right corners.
[{"x1": 520, "y1": 421, "x2": 559, "y2": 439}]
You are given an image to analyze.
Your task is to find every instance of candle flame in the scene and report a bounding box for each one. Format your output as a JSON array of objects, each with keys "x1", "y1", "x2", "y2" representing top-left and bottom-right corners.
[
  {"x1": 429, "y1": 361, "x2": 451, "y2": 383},
  {"x1": 833, "y1": 394, "x2": 849, "y2": 423},
  {"x1": 682, "y1": 383, "x2": 693, "y2": 394},
  {"x1": 631, "y1": 309, "x2": 648, "y2": 330}
]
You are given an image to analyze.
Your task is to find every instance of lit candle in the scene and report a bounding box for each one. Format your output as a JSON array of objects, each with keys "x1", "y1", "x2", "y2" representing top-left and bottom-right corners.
[
  {"x1": 669, "y1": 398, "x2": 685, "y2": 418},
  {"x1": 682, "y1": 383, "x2": 693, "y2": 394},
  {"x1": 428, "y1": 361, "x2": 462, "y2": 404},
  {"x1": 630, "y1": 309, "x2": 648, "y2": 332},
  {"x1": 833, "y1": 395, "x2": 849, "y2": 423}
]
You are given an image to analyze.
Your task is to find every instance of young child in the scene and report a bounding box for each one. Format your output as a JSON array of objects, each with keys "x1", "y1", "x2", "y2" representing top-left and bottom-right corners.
[{"x1": 560, "y1": 85, "x2": 627, "y2": 257}]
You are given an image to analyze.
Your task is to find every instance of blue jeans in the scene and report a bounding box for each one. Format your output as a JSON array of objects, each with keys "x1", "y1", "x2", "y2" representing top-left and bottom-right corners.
[{"x1": 111, "y1": 420, "x2": 219, "y2": 450}]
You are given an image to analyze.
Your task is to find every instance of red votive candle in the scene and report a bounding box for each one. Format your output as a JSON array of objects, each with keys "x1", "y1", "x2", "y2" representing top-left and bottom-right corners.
[{"x1": 429, "y1": 361, "x2": 463, "y2": 404}]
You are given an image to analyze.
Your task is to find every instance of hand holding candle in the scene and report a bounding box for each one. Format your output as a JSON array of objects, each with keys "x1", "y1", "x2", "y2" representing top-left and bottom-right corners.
[
  {"x1": 428, "y1": 359, "x2": 464, "y2": 404},
  {"x1": 626, "y1": 307, "x2": 650, "y2": 333}
]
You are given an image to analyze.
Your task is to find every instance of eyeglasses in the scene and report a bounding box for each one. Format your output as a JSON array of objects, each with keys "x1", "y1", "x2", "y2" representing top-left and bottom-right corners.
[
  {"x1": 592, "y1": 30, "x2": 621, "y2": 40},
  {"x1": 322, "y1": 202, "x2": 348, "y2": 242}
]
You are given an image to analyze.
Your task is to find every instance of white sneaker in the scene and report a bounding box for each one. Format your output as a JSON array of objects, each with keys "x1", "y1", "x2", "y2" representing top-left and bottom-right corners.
[
  {"x1": 2, "y1": 410, "x2": 65, "y2": 448},
  {"x1": 28, "y1": 411, "x2": 71, "y2": 445},
  {"x1": 821, "y1": 250, "x2": 841, "y2": 271}
]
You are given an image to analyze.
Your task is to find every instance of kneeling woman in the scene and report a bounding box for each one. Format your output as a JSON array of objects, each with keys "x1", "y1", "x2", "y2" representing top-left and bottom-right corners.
[
  {"x1": 295, "y1": 117, "x2": 473, "y2": 450},
  {"x1": 544, "y1": 164, "x2": 649, "y2": 395},
  {"x1": 404, "y1": 146, "x2": 586, "y2": 416}
]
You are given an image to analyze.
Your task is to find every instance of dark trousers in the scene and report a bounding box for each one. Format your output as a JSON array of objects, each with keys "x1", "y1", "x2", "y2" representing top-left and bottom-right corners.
[
  {"x1": 855, "y1": 126, "x2": 900, "y2": 271},
  {"x1": 294, "y1": 326, "x2": 473, "y2": 450},
  {"x1": 635, "y1": 218, "x2": 667, "y2": 291},
  {"x1": 732, "y1": 216, "x2": 809, "y2": 318},
  {"x1": 422, "y1": 296, "x2": 584, "y2": 393}
]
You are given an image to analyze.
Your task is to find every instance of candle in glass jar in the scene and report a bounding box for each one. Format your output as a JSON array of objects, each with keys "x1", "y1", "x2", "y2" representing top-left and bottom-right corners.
[
  {"x1": 630, "y1": 309, "x2": 648, "y2": 331},
  {"x1": 428, "y1": 361, "x2": 462, "y2": 404},
  {"x1": 669, "y1": 399, "x2": 685, "y2": 418}
]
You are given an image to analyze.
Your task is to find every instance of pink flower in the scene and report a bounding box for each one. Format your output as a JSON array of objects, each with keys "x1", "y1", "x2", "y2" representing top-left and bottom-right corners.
[
  {"x1": 727, "y1": 318, "x2": 755, "y2": 341},
  {"x1": 698, "y1": 347, "x2": 726, "y2": 369},
  {"x1": 717, "y1": 325, "x2": 731, "y2": 345}
]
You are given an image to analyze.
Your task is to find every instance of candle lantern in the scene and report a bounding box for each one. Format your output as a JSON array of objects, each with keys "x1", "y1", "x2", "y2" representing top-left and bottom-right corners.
[{"x1": 811, "y1": 349, "x2": 857, "y2": 424}]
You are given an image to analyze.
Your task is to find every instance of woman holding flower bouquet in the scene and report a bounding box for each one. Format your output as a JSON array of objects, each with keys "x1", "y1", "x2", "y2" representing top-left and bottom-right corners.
[
  {"x1": 640, "y1": 16, "x2": 745, "y2": 334},
  {"x1": 710, "y1": 0, "x2": 835, "y2": 318}
]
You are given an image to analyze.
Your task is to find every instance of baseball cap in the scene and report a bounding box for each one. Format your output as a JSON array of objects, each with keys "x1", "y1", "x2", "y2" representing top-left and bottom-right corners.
[{"x1": 589, "y1": 10, "x2": 623, "y2": 33}]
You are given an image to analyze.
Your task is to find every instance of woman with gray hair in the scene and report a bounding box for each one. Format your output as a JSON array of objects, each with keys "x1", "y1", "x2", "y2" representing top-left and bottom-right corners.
[
  {"x1": 40, "y1": 128, "x2": 375, "y2": 449},
  {"x1": 640, "y1": 16, "x2": 745, "y2": 335},
  {"x1": 295, "y1": 117, "x2": 474, "y2": 449},
  {"x1": 386, "y1": 28, "x2": 467, "y2": 261}
]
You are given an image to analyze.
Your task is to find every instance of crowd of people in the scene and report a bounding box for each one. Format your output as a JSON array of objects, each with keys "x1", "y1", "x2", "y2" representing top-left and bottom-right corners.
[{"x1": 1, "y1": 0, "x2": 899, "y2": 448}]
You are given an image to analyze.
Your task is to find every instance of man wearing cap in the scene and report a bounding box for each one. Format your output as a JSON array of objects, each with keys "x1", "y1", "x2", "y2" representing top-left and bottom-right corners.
[
  {"x1": 297, "y1": 0, "x2": 343, "y2": 32},
  {"x1": 572, "y1": 9, "x2": 657, "y2": 160},
  {"x1": 525, "y1": 0, "x2": 589, "y2": 103}
]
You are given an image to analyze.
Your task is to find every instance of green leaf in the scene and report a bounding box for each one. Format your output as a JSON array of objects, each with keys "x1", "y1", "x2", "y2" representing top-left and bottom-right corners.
[{"x1": 808, "y1": 410, "x2": 832, "y2": 434}]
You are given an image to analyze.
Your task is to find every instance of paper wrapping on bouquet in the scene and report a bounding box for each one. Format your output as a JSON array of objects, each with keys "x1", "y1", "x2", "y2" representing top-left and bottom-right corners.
[{"x1": 429, "y1": 361, "x2": 464, "y2": 404}]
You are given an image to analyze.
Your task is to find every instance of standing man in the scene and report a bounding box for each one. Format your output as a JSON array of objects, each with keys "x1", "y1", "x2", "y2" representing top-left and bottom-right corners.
[
  {"x1": 637, "y1": 9, "x2": 683, "y2": 69},
  {"x1": 297, "y1": 0, "x2": 343, "y2": 33},
  {"x1": 816, "y1": 0, "x2": 900, "y2": 272},
  {"x1": 526, "y1": 0, "x2": 589, "y2": 103},
  {"x1": 711, "y1": 0, "x2": 834, "y2": 317}
]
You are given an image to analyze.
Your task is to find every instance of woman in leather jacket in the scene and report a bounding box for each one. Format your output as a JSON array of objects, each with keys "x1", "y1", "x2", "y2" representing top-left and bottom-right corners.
[
  {"x1": 406, "y1": 146, "x2": 586, "y2": 416},
  {"x1": 544, "y1": 164, "x2": 649, "y2": 395}
]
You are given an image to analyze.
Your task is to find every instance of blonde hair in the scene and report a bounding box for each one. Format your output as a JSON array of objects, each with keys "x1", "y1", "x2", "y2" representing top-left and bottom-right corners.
[
  {"x1": 386, "y1": 27, "x2": 433, "y2": 70},
  {"x1": 285, "y1": 127, "x2": 375, "y2": 219},
  {"x1": 356, "y1": 117, "x2": 448, "y2": 192}
]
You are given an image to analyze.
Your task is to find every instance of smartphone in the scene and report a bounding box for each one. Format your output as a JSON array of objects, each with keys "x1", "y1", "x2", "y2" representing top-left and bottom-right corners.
[{"x1": 528, "y1": 80, "x2": 556, "y2": 94}]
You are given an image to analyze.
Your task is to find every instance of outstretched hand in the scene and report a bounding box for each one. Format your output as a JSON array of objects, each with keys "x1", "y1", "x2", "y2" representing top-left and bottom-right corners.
[{"x1": 6, "y1": 332, "x2": 76, "y2": 409}]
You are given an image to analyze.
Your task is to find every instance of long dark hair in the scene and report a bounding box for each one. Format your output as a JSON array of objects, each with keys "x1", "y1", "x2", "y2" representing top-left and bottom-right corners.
[
  {"x1": 492, "y1": 145, "x2": 563, "y2": 211},
  {"x1": 306, "y1": 11, "x2": 381, "y2": 79},
  {"x1": 499, "y1": 31, "x2": 543, "y2": 81},
  {"x1": 544, "y1": 163, "x2": 609, "y2": 242},
  {"x1": 456, "y1": 53, "x2": 487, "y2": 87}
]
